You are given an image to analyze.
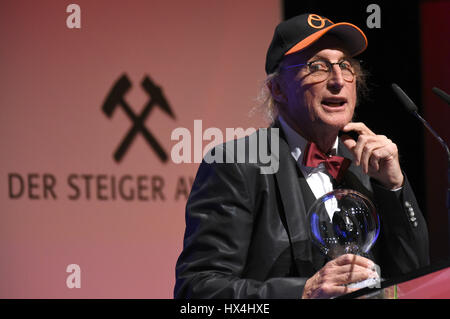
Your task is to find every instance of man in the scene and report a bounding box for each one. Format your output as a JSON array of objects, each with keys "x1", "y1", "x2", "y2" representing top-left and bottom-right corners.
[{"x1": 174, "y1": 13, "x2": 429, "y2": 299}]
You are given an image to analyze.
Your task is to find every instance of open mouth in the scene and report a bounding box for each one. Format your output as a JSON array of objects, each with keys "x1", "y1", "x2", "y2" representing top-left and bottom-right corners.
[{"x1": 321, "y1": 98, "x2": 347, "y2": 107}]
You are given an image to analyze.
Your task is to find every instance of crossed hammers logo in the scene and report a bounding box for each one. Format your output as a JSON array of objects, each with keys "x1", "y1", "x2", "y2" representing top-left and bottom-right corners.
[{"x1": 102, "y1": 74, "x2": 175, "y2": 163}]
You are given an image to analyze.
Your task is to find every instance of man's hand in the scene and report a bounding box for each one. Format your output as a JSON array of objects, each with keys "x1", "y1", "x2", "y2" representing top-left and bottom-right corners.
[
  {"x1": 302, "y1": 254, "x2": 378, "y2": 299},
  {"x1": 340, "y1": 122, "x2": 404, "y2": 190}
]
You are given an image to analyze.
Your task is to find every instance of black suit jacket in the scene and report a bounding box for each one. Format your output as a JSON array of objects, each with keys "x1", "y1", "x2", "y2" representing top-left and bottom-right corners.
[{"x1": 174, "y1": 124, "x2": 429, "y2": 298}]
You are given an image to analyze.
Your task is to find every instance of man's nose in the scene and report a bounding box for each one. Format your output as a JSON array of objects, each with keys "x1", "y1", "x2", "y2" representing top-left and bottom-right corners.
[{"x1": 327, "y1": 65, "x2": 345, "y2": 91}]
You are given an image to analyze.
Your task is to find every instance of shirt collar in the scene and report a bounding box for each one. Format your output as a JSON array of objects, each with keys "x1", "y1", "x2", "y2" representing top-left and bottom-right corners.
[{"x1": 278, "y1": 115, "x2": 339, "y2": 173}]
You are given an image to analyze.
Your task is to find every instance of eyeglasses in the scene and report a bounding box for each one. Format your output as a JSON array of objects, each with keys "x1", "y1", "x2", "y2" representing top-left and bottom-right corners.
[{"x1": 282, "y1": 59, "x2": 356, "y2": 82}]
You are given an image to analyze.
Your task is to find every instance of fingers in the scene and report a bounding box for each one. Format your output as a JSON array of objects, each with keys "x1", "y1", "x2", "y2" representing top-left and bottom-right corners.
[
  {"x1": 354, "y1": 136, "x2": 390, "y2": 173},
  {"x1": 325, "y1": 254, "x2": 378, "y2": 287},
  {"x1": 321, "y1": 263, "x2": 376, "y2": 287},
  {"x1": 341, "y1": 123, "x2": 397, "y2": 173},
  {"x1": 340, "y1": 122, "x2": 404, "y2": 188},
  {"x1": 341, "y1": 122, "x2": 379, "y2": 171},
  {"x1": 333, "y1": 266, "x2": 379, "y2": 286},
  {"x1": 333, "y1": 253, "x2": 374, "y2": 268},
  {"x1": 306, "y1": 281, "x2": 358, "y2": 299},
  {"x1": 302, "y1": 254, "x2": 379, "y2": 299}
]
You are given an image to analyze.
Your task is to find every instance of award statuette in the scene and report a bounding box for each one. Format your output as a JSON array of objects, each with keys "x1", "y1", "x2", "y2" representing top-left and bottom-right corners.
[{"x1": 307, "y1": 189, "x2": 381, "y2": 289}]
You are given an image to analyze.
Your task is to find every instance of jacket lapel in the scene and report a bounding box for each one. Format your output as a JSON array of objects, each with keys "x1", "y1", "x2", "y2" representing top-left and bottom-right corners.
[
  {"x1": 270, "y1": 124, "x2": 311, "y2": 243},
  {"x1": 268, "y1": 122, "x2": 323, "y2": 275}
]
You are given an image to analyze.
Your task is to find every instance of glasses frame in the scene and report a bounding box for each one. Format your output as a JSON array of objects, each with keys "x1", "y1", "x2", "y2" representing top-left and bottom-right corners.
[{"x1": 281, "y1": 59, "x2": 357, "y2": 83}]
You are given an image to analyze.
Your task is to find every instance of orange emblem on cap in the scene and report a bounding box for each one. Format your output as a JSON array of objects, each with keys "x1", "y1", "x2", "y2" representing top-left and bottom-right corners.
[{"x1": 307, "y1": 14, "x2": 332, "y2": 29}]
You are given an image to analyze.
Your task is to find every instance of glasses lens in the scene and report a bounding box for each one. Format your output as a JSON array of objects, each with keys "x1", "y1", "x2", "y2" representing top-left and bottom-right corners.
[
  {"x1": 308, "y1": 61, "x2": 329, "y2": 81},
  {"x1": 339, "y1": 61, "x2": 355, "y2": 82}
]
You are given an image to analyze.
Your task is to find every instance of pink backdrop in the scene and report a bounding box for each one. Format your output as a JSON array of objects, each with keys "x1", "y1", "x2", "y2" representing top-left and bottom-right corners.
[
  {"x1": 421, "y1": 0, "x2": 450, "y2": 260},
  {"x1": 0, "y1": 0, "x2": 279, "y2": 298}
]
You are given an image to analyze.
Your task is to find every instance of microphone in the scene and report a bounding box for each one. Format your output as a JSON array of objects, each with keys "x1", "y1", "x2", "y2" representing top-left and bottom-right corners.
[
  {"x1": 391, "y1": 83, "x2": 450, "y2": 159},
  {"x1": 392, "y1": 83, "x2": 450, "y2": 249},
  {"x1": 432, "y1": 87, "x2": 450, "y2": 105}
]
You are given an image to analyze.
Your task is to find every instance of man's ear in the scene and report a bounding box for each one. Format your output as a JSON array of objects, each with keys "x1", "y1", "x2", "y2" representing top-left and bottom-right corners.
[{"x1": 267, "y1": 77, "x2": 287, "y2": 105}]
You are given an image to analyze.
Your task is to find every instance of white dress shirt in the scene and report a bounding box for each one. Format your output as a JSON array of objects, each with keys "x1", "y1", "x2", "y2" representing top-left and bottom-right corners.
[
  {"x1": 279, "y1": 116, "x2": 341, "y2": 220},
  {"x1": 279, "y1": 116, "x2": 338, "y2": 200}
]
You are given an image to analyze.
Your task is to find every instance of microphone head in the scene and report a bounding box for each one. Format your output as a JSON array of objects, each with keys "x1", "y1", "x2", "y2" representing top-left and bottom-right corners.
[
  {"x1": 391, "y1": 83, "x2": 418, "y2": 114},
  {"x1": 432, "y1": 87, "x2": 450, "y2": 105}
]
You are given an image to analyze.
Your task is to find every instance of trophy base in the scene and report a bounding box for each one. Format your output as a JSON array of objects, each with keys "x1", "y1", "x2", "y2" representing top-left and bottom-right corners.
[
  {"x1": 345, "y1": 277, "x2": 395, "y2": 299},
  {"x1": 347, "y1": 277, "x2": 381, "y2": 289}
]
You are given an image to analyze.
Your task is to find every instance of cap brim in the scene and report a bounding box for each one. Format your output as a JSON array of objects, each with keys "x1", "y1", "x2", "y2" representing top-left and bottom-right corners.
[{"x1": 285, "y1": 22, "x2": 368, "y2": 57}]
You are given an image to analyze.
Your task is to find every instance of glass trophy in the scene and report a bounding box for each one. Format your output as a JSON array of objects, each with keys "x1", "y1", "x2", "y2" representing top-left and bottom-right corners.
[{"x1": 307, "y1": 189, "x2": 381, "y2": 290}]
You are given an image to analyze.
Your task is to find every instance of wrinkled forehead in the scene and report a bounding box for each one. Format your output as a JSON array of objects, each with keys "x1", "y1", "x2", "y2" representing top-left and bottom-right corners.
[{"x1": 280, "y1": 34, "x2": 351, "y2": 66}]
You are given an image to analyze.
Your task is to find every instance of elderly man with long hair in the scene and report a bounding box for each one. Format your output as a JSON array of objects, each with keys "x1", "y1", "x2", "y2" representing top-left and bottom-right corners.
[{"x1": 175, "y1": 13, "x2": 429, "y2": 299}]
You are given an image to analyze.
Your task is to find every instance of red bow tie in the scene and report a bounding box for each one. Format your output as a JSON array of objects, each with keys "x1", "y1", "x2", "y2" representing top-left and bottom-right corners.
[{"x1": 302, "y1": 142, "x2": 351, "y2": 182}]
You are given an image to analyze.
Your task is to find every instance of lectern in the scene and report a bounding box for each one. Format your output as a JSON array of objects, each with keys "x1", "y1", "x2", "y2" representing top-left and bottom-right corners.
[{"x1": 339, "y1": 259, "x2": 450, "y2": 299}]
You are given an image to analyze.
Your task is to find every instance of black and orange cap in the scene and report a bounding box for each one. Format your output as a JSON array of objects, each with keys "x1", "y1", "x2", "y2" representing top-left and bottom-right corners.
[{"x1": 265, "y1": 13, "x2": 368, "y2": 74}]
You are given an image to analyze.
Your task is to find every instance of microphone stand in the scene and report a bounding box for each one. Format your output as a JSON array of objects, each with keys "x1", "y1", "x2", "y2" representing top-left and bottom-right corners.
[
  {"x1": 392, "y1": 83, "x2": 450, "y2": 252},
  {"x1": 410, "y1": 111, "x2": 450, "y2": 238},
  {"x1": 431, "y1": 87, "x2": 450, "y2": 252}
]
